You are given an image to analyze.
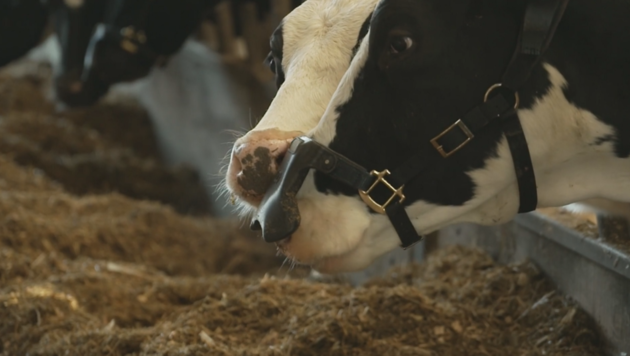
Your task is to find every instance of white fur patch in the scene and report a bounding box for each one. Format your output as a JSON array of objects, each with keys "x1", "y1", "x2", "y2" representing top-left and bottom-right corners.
[
  {"x1": 284, "y1": 186, "x2": 371, "y2": 265},
  {"x1": 253, "y1": 0, "x2": 379, "y2": 134},
  {"x1": 225, "y1": 0, "x2": 380, "y2": 214}
]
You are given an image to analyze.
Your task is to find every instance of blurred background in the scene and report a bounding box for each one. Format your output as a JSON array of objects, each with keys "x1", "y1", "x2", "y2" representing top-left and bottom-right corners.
[{"x1": 2, "y1": 0, "x2": 304, "y2": 218}]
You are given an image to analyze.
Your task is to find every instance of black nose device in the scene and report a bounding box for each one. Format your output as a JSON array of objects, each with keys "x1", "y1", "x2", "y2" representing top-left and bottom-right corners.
[{"x1": 250, "y1": 136, "x2": 372, "y2": 243}]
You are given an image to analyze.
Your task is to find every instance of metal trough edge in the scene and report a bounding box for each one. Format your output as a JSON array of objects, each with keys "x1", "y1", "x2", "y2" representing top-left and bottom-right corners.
[
  {"x1": 332, "y1": 210, "x2": 630, "y2": 354},
  {"x1": 516, "y1": 212, "x2": 630, "y2": 280}
]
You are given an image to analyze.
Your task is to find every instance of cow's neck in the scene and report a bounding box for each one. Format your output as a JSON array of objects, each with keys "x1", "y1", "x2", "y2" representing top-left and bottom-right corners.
[
  {"x1": 521, "y1": 63, "x2": 630, "y2": 207},
  {"x1": 459, "y1": 61, "x2": 630, "y2": 230},
  {"x1": 518, "y1": 0, "x2": 630, "y2": 209},
  {"x1": 461, "y1": 0, "x2": 630, "y2": 228}
]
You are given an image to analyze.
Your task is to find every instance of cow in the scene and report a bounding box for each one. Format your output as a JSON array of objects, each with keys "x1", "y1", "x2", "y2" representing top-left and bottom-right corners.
[
  {"x1": 48, "y1": 0, "x2": 111, "y2": 107},
  {"x1": 75, "y1": 0, "x2": 307, "y2": 108},
  {"x1": 54, "y1": 0, "x2": 215, "y2": 108},
  {"x1": 6, "y1": 0, "x2": 213, "y2": 107},
  {"x1": 224, "y1": 0, "x2": 630, "y2": 273},
  {"x1": 0, "y1": 0, "x2": 50, "y2": 67},
  {"x1": 49, "y1": 0, "x2": 309, "y2": 108}
]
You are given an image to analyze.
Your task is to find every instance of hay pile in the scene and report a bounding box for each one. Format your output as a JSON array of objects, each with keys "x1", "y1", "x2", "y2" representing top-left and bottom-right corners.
[
  {"x1": 0, "y1": 151, "x2": 605, "y2": 356},
  {"x1": 0, "y1": 61, "x2": 211, "y2": 215},
  {"x1": 0, "y1": 151, "x2": 604, "y2": 355},
  {"x1": 1, "y1": 236, "x2": 604, "y2": 355},
  {"x1": 0, "y1": 151, "x2": 291, "y2": 354},
  {"x1": 0, "y1": 154, "x2": 284, "y2": 282}
]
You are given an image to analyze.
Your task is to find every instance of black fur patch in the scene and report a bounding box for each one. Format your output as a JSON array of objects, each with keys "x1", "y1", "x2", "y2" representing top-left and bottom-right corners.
[
  {"x1": 268, "y1": 23, "x2": 286, "y2": 89},
  {"x1": 314, "y1": 0, "x2": 565, "y2": 209},
  {"x1": 351, "y1": 13, "x2": 374, "y2": 60}
]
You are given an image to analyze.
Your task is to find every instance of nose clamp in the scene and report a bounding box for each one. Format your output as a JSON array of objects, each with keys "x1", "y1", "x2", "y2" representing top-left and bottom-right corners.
[{"x1": 251, "y1": 136, "x2": 371, "y2": 243}]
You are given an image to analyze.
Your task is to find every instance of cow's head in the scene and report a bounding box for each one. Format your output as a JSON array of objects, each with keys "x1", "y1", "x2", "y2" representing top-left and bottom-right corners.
[
  {"x1": 224, "y1": 0, "x2": 378, "y2": 213},
  {"x1": 50, "y1": 0, "x2": 110, "y2": 107},
  {"x1": 232, "y1": 0, "x2": 577, "y2": 273},
  {"x1": 59, "y1": 0, "x2": 209, "y2": 108}
]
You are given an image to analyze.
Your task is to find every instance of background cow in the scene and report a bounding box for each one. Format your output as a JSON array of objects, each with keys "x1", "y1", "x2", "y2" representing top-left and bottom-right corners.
[
  {"x1": 56, "y1": 0, "x2": 213, "y2": 107},
  {"x1": 7, "y1": 0, "x2": 305, "y2": 214},
  {"x1": 57, "y1": 0, "x2": 305, "y2": 108},
  {"x1": 48, "y1": 0, "x2": 111, "y2": 107},
  {"x1": 225, "y1": 0, "x2": 630, "y2": 273}
]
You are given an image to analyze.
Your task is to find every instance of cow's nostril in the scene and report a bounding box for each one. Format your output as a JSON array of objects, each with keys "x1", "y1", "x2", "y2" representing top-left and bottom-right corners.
[{"x1": 231, "y1": 135, "x2": 297, "y2": 201}]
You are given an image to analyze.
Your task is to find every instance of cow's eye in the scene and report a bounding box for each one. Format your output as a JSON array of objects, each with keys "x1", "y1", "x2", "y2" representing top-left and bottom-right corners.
[
  {"x1": 389, "y1": 36, "x2": 413, "y2": 54},
  {"x1": 265, "y1": 53, "x2": 277, "y2": 74}
]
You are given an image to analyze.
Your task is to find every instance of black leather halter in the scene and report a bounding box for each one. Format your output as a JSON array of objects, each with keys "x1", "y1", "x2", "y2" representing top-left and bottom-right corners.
[{"x1": 252, "y1": 0, "x2": 571, "y2": 248}]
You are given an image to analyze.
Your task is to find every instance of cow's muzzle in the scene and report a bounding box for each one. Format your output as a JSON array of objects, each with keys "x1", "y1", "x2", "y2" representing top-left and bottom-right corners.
[{"x1": 251, "y1": 136, "x2": 372, "y2": 243}]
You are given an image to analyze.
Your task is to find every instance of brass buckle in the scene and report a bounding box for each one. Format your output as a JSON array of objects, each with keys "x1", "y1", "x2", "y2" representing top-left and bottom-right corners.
[
  {"x1": 430, "y1": 83, "x2": 520, "y2": 159},
  {"x1": 358, "y1": 170, "x2": 405, "y2": 214},
  {"x1": 430, "y1": 119, "x2": 475, "y2": 158}
]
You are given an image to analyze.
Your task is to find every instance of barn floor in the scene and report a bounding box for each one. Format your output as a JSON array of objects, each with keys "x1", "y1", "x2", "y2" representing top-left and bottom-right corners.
[{"x1": 0, "y1": 61, "x2": 607, "y2": 355}]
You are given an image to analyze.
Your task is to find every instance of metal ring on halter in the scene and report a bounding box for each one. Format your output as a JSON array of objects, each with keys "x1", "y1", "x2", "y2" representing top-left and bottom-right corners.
[{"x1": 484, "y1": 83, "x2": 520, "y2": 109}]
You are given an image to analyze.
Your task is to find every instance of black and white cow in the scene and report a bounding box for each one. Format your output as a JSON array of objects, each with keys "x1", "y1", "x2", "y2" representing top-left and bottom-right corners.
[
  {"x1": 49, "y1": 0, "x2": 111, "y2": 107},
  {"x1": 53, "y1": 0, "x2": 215, "y2": 108},
  {"x1": 225, "y1": 0, "x2": 630, "y2": 273},
  {"x1": 77, "y1": 0, "x2": 305, "y2": 108},
  {"x1": 0, "y1": 0, "x2": 50, "y2": 67}
]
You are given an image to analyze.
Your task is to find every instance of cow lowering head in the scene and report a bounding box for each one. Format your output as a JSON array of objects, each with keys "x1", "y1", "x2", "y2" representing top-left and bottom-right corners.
[
  {"x1": 225, "y1": 0, "x2": 378, "y2": 213},
  {"x1": 60, "y1": 0, "x2": 210, "y2": 108},
  {"x1": 251, "y1": 0, "x2": 630, "y2": 273},
  {"x1": 50, "y1": 0, "x2": 110, "y2": 107}
]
